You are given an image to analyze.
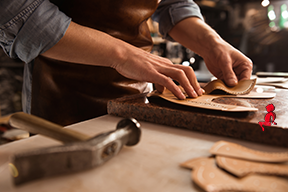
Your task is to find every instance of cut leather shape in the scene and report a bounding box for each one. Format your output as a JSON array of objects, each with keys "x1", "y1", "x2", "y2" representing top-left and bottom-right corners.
[
  {"x1": 148, "y1": 79, "x2": 275, "y2": 112},
  {"x1": 216, "y1": 156, "x2": 288, "y2": 177},
  {"x1": 181, "y1": 157, "x2": 288, "y2": 192},
  {"x1": 256, "y1": 77, "x2": 288, "y2": 89},
  {"x1": 258, "y1": 81, "x2": 288, "y2": 89},
  {"x1": 210, "y1": 141, "x2": 288, "y2": 163},
  {"x1": 204, "y1": 79, "x2": 256, "y2": 95}
]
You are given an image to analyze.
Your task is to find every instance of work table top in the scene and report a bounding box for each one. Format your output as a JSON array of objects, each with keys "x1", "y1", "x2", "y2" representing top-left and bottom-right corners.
[
  {"x1": 0, "y1": 115, "x2": 286, "y2": 192},
  {"x1": 108, "y1": 88, "x2": 288, "y2": 147}
]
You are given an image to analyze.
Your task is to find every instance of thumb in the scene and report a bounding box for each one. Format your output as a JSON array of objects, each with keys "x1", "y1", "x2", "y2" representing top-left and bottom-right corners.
[{"x1": 222, "y1": 63, "x2": 238, "y2": 86}]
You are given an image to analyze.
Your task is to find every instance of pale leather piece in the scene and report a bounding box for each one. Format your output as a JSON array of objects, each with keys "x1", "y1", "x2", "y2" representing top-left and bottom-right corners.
[
  {"x1": 216, "y1": 156, "x2": 288, "y2": 177},
  {"x1": 155, "y1": 91, "x2": 258, "y2": 111},
  {"x1": 210, "y1": 141, "x2": 288, "y2": 163},
  {"x1": 204, "y1": 79, "x2": 257, "y2": 95},
  {"x1": 256, "y1": 77, "x2": 288, "y2": 89},
  {"x1": 147, "y1": 79, "x2": 276, "y2": 112},
  {"x1": 181, "y1": 157, "x2": 288, "y2": 192},
  {"x1": 258, "y1": 82, "x2": 288, "y2": 89}
]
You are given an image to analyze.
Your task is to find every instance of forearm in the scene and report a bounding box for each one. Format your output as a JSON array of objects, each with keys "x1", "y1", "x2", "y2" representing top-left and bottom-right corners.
[
  {"x1": 41, "y1": 21, "x2": 130, "y2": 69},
  {"x1": 168, "y1": 17, "x2": 224, "y2": 58},
  {"x1": 152, "y1": 0, "x2": 204, "y2": 41}
]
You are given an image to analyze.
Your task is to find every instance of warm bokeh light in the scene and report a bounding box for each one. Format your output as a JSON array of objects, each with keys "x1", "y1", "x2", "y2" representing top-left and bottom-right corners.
[{"x1": 261, "y1": 0, "x2": 270, "y2": 7}]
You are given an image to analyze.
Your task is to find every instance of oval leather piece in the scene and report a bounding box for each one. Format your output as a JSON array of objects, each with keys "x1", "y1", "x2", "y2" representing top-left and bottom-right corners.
[{"x1": 203, "y1": 79, "x2": 257, "y2": 95}]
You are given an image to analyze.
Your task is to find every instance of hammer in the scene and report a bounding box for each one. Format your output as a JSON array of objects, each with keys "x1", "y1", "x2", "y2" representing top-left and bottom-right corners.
[{"x1": 0, "y1": 112, "x2": 141, "y2": 185}]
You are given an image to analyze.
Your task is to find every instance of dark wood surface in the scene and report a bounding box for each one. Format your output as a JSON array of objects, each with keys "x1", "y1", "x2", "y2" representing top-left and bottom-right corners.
[{"x1": 107, "y1": 89, "x2": 288, "y2": 147}]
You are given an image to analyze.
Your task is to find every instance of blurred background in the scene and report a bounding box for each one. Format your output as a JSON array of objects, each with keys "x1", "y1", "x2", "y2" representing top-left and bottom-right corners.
[
  {"x1": 1, "y1": 0, "x2": 288, "y2": 116},
  {"x1": 150, "y1": 0, "x2": 288, "y2": 79}
]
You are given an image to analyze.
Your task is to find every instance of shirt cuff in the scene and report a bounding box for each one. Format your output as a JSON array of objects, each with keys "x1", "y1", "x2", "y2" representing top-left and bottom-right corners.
[
  {"x1": 0, "y1": 0, "x2": 71, "y2": 63},
  {"x1": 152, "y1": 0, "x2": 204, "y2": 41}
]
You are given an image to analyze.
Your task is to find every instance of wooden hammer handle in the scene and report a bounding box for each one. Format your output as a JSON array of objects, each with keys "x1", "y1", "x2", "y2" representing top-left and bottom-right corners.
[{"x1": 0, "y1": 112, "x2": 90, "y2": 143}]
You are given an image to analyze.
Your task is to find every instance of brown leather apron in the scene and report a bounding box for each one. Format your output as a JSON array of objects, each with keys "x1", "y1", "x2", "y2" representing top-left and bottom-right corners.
[{"x1": 31, "y1": 0, "x2": 159, "y2": 125}]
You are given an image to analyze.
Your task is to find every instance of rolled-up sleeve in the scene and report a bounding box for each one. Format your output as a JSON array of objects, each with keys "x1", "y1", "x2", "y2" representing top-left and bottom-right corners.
[
  {"x1": 152, "y1": 0, "x2": 204, "y2": 41},
  {"x1": 0, "y1": 0, "x2": 71, "y2": 63}
]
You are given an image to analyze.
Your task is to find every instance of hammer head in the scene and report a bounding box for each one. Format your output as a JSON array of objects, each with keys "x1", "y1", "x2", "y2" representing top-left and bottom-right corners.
[{"x1": 10, "y1": 118, "x2": 141, "y2": 185}]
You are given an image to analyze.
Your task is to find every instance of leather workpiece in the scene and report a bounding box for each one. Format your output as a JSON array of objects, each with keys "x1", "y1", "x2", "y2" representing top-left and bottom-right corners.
[
  {"x1": 181, "y1": 157, "x2": 288, "y2": 192},
  {"x1": 148, "y1": 79, "x2": 276, "y2": 112},
  {"x1": 210, "y1": 140, "x2": 288, "y2": 163},
  {"x1": 32, "y1": 0, "x2": 159, "y2": 126},
  {"x1": 216, "y1": 156, "x2": 288, "y2": 177},
  {"x1": 204, "y1": 79, "x2": 256, "y2": 95},
  {"x1": 181, "y1": 141, "x2": 288, "y2": 192}
]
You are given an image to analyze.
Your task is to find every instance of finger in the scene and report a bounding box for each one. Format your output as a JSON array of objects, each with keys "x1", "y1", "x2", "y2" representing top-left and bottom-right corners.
[
  {"x1": 234, "y1": 66, "x2": 251, "y2": 81},
  {"x1": 174, "y1": 64, "x2": 205, "y2": 96},
  {"x1": 144, "y1": 56, "x2": 198, "y2": 98},
  {"x1": 227, "y1": 50, "x2": 253, "y2": 83},
  {"x1": 158, "y1": 66, "x2": 198, "y2": 98},
  {"x1": 153, "y1": 73, "x2": 186, "y2": 100},
  {"x1": 234, "y1": 61, "x2": 253, "y2": 81},
  {"x1": 154, "y1": 83, "x2": 165, "y2": 93},
  {"x1": 143, "y1": 55, "x2": 203, "y2": 98},
  {"x1": 221, "y1": 61, "x2": 238, "y2": 86}
]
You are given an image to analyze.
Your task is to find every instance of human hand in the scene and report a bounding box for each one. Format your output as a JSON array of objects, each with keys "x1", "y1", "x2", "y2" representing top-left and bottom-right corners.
[
  {"x1": 168, "y1": 17, "x2": 252, "y2": 87},
  {"x1": 203, "y1": 40, "x2": 253, "y2": 86},
  {"x1": 112, "y1": 45, "x2": 205, "y2": 99}
]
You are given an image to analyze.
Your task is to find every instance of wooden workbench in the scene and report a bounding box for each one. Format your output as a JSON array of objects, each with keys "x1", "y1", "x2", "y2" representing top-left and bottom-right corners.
[{"x1": 0, "y1": 115, "x2": 286, "y2": 192}]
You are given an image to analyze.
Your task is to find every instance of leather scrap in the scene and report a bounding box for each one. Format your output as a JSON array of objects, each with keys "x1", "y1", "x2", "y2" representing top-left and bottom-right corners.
[
  {"x1": 210, "y1": 140, "x2": 288, "y2": 163},
  {"x1": 181, "y1": 157, "x2": 288, "y2": 192},
  {"x1": 256, "y1": 77, "x2": 288, "y2": 89},
  {"x1": 181, "y1": 141, "x2": 288, "y2": 192},
  {"x1": 216, "y1": 156, "x2": 288, "y2": 177}
]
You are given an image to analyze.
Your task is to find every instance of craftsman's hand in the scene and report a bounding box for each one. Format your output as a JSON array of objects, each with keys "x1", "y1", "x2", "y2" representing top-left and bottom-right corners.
[
  {"x1": 203, "y1": 39, "x2": 253, "y2": 86},
  {"x1": 169, "y1": 17, "x2": 253, "y2": 87},
  {"x1": 112, "y1": 44, "x2": 205, "y2": 99}
]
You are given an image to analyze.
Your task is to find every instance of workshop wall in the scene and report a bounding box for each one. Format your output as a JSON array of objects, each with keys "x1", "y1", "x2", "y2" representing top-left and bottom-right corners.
[
  {"x1": 231, "y1": 1, "x2": 288, "y2": 73},
  {"x1": 212, "y1": 0, "x2": 288, "y2": 73}
]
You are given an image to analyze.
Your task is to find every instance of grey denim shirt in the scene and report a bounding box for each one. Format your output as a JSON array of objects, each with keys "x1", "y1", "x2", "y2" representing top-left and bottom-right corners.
[{"x1": 0, "y1": 0, "x2": 203, "y2": 114}]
